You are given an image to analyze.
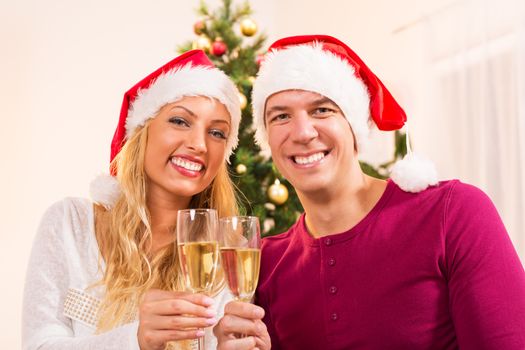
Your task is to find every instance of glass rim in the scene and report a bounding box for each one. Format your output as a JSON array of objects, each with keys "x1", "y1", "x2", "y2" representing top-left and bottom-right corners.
[
  {"x1": 219, "y1": 215, "x2": 259, "y2": 221},
  {"x1": 178, "y1": 208, "x2": 218, "y2": 213}
]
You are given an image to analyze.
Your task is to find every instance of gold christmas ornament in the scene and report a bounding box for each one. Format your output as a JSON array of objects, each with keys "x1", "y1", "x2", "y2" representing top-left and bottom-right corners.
[
  {"x1": 247, "y1": 76, "x2": 256, "y2": 85},
  {"x1": 236, "y1": 163, "x2": 247, "y2": 174},
  {"x1": 238, "y1": 92, "x2": 248, "y2": 109},
  {"x1": 240, "y1": 18, "x2": 257, "y2": 36},
  {"x1": 192, "y1": 35, "x2": 212, "y2": 52},
  {"x1": 268, "y1": 179, "x2": 289, "y2": 205}
]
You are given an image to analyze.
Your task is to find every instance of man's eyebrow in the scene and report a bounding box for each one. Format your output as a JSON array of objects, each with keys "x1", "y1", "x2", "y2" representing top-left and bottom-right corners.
[
  {"x1": 265, "y1": 105, "x2": 289, "y2": 118},
  {"x1": 265, "y1": 96, "x2": 339, "y2": 119},
  {"x1": 309, "y1": 97, "x2": 336, "y2": 106}
]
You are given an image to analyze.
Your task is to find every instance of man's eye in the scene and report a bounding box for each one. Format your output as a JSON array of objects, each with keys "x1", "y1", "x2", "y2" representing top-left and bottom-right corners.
[
  {"x1": 270, "y1": 114, "x2": 289, "y2": 123},
  {"x1": 169, "y1": 117, "x2": 189, "y2": 127},
  {"x1": 314, "y1": 107, "x2": 334, "y2": 115},
  {"x1": 209, "y1": 129, "x2": 227, "y2": 140}
]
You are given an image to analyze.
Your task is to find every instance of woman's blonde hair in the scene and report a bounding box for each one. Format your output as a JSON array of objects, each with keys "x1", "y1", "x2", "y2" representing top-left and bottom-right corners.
[{"x1": 96, "y1": 119, "x2": 239, "y2": 332}]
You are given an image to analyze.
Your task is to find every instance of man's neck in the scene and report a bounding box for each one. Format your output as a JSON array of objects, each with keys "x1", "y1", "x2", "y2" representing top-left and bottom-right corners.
[{"x1": 299, "y1": 175, "x2": 388, "y2": 238}]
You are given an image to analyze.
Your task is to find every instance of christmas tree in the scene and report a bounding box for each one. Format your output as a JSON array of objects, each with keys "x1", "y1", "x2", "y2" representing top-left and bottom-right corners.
[{"x1": 178, "y1": 0, "x2": 407, "y2": 236}]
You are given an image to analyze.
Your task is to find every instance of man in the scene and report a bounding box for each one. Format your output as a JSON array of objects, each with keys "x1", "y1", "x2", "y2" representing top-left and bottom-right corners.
[{"x1": 214, "y1": 35, "x2": 525, "y2": 350}]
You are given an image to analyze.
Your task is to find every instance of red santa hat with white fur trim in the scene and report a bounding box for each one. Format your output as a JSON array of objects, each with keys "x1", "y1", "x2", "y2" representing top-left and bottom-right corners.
[
  {"x1": 90, "y1": 49, "x2": 241, "y2": 209},
  {"x1": 251, "y1": 35, "x2": 438, "y2": 193}
]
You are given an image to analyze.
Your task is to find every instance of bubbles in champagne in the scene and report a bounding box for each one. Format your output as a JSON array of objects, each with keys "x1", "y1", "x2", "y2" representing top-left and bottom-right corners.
[
  {"x1": 178, "y1": 241, "x2": 219, "y2": 293},
  {"x1": 220, "y1": 247, "x2": 261, "y2": 301}
]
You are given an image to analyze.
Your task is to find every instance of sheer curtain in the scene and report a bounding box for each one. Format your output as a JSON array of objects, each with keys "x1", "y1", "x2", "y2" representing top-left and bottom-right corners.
[{"x1": 411, "y1": 0, "x2": 525, "y2": 262}]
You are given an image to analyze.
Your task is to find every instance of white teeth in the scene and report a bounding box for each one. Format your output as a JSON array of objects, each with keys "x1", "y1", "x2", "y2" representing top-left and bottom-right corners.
[
  {"x1": 293, "y1": 152, "x2": 325, "y2": 165},
  {"x1": 171, "y1": 157, "x2": 203, "y2": 172}
]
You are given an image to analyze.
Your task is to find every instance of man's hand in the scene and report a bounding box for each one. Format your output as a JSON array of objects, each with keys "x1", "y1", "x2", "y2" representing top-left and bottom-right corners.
[{"x1": 214, "y1": 300, "x2": 271, "y2": 350}]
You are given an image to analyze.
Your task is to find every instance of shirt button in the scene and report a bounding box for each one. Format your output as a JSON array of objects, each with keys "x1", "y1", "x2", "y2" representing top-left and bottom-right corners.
[
  {"x1": 329, "y1": 286, "x2": 338, "y2": 294},
  {"x1": 328, "y1": 258, "x2": 336, "y2": 266},
  {"x1": 331, "y1": 313, "x2": 338, "y2": 321},
  {"x1": 324, "y1": 238, "x2": 333, "y2": 246}
]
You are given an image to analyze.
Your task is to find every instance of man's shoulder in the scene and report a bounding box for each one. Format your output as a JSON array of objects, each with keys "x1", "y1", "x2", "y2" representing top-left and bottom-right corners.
[
  {"x1": 262, "y1": 226, "x2": 293, "y2": 248},
  {"x1": 261, "y1": 216, "x2": 302, "y2": 254},
  {"x1": 389, "y1": 179, "x2": 462, "y2": 203},
  {"x1": 408, "y1": 179, "x2": 490, "y2": 204}
]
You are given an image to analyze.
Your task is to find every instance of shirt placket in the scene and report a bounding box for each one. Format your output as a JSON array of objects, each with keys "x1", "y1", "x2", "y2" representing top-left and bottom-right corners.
[{"x1": 321, "y1": 237, "x2": 343, "y2": 341}]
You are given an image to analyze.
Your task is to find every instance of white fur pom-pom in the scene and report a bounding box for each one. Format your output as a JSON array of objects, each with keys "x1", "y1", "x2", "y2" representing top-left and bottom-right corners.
[
  {"x1": 390, "y1": 153, "x2": 438, "y2": 193},
  {"x1": 89, "y1": 173, "x2": 121, "y2": 210}
]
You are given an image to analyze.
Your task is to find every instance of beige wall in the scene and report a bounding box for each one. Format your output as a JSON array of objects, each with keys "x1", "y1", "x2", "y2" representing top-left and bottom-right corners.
[{"x1": 2, "y1": 0, "x2": 521, "y2": 347}]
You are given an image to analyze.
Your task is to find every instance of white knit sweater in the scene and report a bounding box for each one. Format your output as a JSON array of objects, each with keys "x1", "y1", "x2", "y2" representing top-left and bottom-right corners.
[{"x1": 22, "y1": 197, "x2": 232, "y2": 350}]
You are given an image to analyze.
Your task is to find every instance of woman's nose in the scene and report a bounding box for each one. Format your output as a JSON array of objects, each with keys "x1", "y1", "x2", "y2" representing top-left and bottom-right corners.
[{"x1": 186, "y1": 127, "x2": 207, "y2": 153}]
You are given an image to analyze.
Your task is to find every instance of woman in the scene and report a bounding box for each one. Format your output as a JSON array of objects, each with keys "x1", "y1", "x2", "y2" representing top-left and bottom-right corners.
[{"x1": 22, "y1": 50, "x2": 241, "y2": 350}]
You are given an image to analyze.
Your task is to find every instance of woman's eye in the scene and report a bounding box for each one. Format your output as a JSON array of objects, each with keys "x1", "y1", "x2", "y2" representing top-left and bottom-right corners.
[
  {"x1": 209, "y1": 129, "x2": 227, "y2": 140},
  {"x1": 169, "y1": 117, "x2": 189, "y2": 127}
]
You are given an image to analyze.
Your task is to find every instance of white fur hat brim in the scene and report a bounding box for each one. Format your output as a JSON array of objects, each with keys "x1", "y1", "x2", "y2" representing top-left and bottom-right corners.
[
  {"x1": 252, "y1": 43, "x2": 371, "y2": 153},
  {"x1": 91, "y1": 63, "x2": 242, "y2": 209},
  {"x1": 128, "y1": 64, "x2": 241, "y2": 160}
]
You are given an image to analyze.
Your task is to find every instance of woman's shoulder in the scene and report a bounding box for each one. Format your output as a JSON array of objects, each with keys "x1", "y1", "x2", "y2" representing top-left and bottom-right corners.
[
  {"x1": 42, "y1": 197, "x2": 93, "y2": 218},
  {"x1": 37, "y1": 197, "x2": 95, "y2": 246}
]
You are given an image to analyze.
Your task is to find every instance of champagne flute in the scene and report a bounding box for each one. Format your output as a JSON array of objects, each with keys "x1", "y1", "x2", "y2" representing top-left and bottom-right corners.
[
  {"x1": 177, "y1": 208, "x2": 220, "y2": 350},
  {"x1": 219, "y1": 216, "x2": 261, "y2": 303}
]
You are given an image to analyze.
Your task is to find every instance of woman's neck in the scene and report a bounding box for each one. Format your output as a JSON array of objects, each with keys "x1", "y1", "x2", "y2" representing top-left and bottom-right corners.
[{"x1": 147, "y1": 193, "x2": 192, "y2": 253}]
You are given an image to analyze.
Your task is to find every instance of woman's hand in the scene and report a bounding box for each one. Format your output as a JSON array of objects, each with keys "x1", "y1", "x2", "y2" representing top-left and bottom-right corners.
[
  {"x1": 214, "y1": 300, "x2": 271, "y2": 350},
  {"x1": 138, "y1": 289, "x2": 217, "y2": 350}
]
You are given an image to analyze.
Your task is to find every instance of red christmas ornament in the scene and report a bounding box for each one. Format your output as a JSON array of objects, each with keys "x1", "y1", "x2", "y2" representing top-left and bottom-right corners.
[{"x1": 212, "y1": 39, "x2": 227, "y2": 56}]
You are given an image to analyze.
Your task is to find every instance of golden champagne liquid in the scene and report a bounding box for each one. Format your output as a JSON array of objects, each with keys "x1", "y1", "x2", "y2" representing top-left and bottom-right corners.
[
  {"x1": 178, "y1": 241, "x2": 219, "y2": 293},
  {"x1": 220, "y1": 247, "x2": 261, "y2": 301}
]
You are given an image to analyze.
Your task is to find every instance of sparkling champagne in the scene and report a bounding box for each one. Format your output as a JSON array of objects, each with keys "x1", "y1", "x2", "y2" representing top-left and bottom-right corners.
[
  {"x1": 220, "y1": 247, "x2": 261, "y2": 301},
  {"x1": 178, "y1": 241, "x2": 219, "y2": 293}
]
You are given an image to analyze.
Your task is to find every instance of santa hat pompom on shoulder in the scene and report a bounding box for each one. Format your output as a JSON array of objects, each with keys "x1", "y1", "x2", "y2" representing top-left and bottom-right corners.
[{"x1": 389, "y1": 127, "x2": 438, "y2": 192}]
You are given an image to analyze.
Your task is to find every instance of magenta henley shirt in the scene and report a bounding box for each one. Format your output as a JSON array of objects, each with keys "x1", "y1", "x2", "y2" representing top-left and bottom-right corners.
[{"x1": 255, "y1": 180, "x2": 525, "y2": 349}]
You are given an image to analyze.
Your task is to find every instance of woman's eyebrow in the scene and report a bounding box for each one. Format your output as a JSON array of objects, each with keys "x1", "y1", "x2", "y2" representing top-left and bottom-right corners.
[
  {"x1": 170, "y1": 105, "x2": 195, "y2": 116},
  {"x1": 211, "y1": 119, "x2": 230, "y2": 126},
  {"x1": 171, "y1": 105, "x2": 230, "y2": 126}
]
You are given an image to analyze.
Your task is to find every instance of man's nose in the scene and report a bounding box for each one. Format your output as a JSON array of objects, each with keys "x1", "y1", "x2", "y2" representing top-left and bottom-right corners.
[{"x1": 290, "y1": 113, "x2": 319, "y2": 144}]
